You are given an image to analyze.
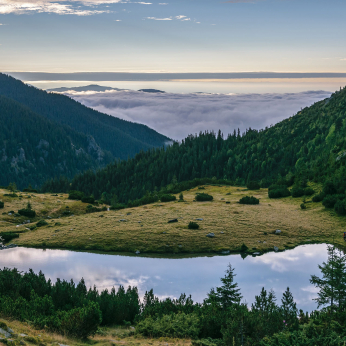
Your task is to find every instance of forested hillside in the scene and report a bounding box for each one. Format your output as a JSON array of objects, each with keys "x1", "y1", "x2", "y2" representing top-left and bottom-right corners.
[
  {"x1": 0, "y1": 74, "x2": 170, "y2": 161},
  {"x1": 45, "y1": 86, "x2": 346, "y2": 202},
  {"x1": 0, "y1": 96, "x2": 115, "y2": 188}
]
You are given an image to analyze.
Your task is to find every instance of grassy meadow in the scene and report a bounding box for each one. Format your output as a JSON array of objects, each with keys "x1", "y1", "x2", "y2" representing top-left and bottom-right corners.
[
  {"x1": 1, "y1": 185, "x2": 346, "y2": 256},
  {"x1": 0, "y1": 317, "x2": 188, "y2": 346}
]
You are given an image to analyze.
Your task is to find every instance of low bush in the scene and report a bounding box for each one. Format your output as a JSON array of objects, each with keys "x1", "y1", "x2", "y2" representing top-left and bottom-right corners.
[
  {"x1": 247, "y1": 181, "x2": 260, "y2": 190},
  {"x1": 4, "y1": 193, "x2": 18, "y2": 197},
  {"x1": 239, "y1": 196, "x2": 259, "y2": 205},
  {"x1": 188, "y1": 222, "x2": 200, "y2": 230},
  {"x1": 0, "y1": 201, "x2": 4, "y2": 209},
  {"x1": 300, "y1": 203, "x2": 306, "y2": 210},
  {"x1": 160, "y1": 194, "x2": 177, "y2": 202},
  {"x1": 240, "y1": 243, "x2": 248, "y2": 252},
  {"x1": 192, "y1": 339, "x2": 217, "y2": 346},
  {"x1": 18, "y1": 208, "x2": 36, "y2": 218},
  {"x1": 23, "y1": 188, "x2": 38, "y2": 193},
  {"x1": 195, "y1": 193, "x2": 213, "y2": 202},
  {"x1": 291, "y1": 186, "x2": 305, "y2": 198},
  {"x1": 268, "y1": 185, "x2": 290, "y2": 199},
  {"x1": 36, "y1": 220, "x2": 48, "y2": 227},
  {"x1": 304, "y1": 187, "x2": 315, "y2": 196},
  {"x1": 68, "y1": 190, "x2": 84, "y2": 200},
  {"x1": 81, "y1": 196, "x2": 95, "y2": 204},
  {"x1": 322, "y1": 194, "x2": 345, "y2": 209},
  {"x1": 334, "y1": 199, "x2": 346, "y2": 216},
  {"x1": 198, "y1": 186, "x2": 205, "y2": 190},
  {"x1": 110, "y1": 203, "x2": 126, "y2": 210},
  {"x1": 0, "y1": 232, "x2": 19, "y2": 243},
  {"x1": 312, "y1": 193, "x2": 325, "y2": 202},
  {"x1": 136, "y1": 313, "x2": 200, "y2": 338}
]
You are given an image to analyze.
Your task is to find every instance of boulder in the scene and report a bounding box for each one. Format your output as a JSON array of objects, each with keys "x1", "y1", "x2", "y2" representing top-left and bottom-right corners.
[
  {"x1": 206, "y1": 233, "x2": 215, "y2": 238},
  {"x1": 196, "y1": 218, "x2": 203, "y2": 221},
  {"x1": 119, "y1": 219, "x2": 127, "y2": 222},
  {"x1": 168, "y1": 219, "x2": 178, "y2": 223},
  {"x1": 275, "y1": 229, "x2": 281, "y2": 234},
  {"x1": 274, "y1": 246, "x2": 279, "y2": 252},
  {"x1": 135, "y1": 250, "x2": 140, "y2": 255}
]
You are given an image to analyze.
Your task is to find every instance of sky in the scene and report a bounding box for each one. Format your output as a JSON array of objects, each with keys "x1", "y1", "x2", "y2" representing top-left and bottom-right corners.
[{"x1": 1, "y1": 0, "x2": 346, "y2": 73}]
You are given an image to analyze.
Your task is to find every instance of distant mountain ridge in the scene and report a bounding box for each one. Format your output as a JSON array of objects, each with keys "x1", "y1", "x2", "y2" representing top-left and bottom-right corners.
[
  {"x1": 0, "y1": 74, "x2": 170, "y2": 188},
  {"x1": 47, "y1": 85, "x2": 125, "y2": 93}
]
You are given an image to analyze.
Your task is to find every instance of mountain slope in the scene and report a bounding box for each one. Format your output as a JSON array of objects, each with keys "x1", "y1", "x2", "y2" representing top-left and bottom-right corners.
[
  {"x1": 0, "y1": 95, "x2": 114, "y2": 188},
  {"x1": 0, "y1": 74, "x2": 170, "y2": 160},
  {"x1": 55, "y1": 86, "x2": 346, "y2": 202}
]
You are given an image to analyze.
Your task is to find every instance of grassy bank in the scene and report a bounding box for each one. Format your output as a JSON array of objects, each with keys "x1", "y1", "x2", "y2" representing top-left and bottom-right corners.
[
  {"x1": 0, "y1": 317, "x2": 188, "y2": 346},
  {"x1": 1, "y1": 185, "x2": 345, "y2": 255}
]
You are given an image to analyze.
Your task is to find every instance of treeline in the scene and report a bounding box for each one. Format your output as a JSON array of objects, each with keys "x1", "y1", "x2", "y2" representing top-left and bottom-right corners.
[
  {"x1": 1, "y1": 246, "x2": 346, "y2": 345},
  {"x1": 42, "y1": 86, "x2": 346, "y2": 205}
]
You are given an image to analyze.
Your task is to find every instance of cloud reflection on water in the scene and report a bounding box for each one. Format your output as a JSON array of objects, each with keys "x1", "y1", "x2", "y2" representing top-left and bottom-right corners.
[{"x1": 0, "y1": 244, "x2": 329, "y2": 311}]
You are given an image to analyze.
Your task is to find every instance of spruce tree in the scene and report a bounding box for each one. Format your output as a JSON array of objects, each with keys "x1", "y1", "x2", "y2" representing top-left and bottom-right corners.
[{"x1": 310, "y1": 245, "x2": 346, "y2": 312}]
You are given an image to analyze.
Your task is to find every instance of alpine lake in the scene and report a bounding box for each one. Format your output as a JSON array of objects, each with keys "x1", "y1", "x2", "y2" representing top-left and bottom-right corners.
[{"x1": 0, "y1": 244, "x2": 329, "y2": 312}]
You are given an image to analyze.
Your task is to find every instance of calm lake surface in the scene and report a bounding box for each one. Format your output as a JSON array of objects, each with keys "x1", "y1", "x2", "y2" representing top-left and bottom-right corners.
[{"x1": 0, "y1": 244, "x2": 328, "y2": 312}]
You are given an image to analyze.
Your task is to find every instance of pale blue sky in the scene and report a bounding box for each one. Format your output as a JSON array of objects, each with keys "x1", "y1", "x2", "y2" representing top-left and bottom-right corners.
[{"x1": 0, "y1": 0, "x2": 345, "y2": 72}]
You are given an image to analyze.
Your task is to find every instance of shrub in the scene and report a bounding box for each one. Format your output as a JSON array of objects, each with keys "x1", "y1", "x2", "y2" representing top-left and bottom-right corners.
[
  {"x1": 322, "y1": 194, "x2": 344, "y2": 209},
  {"x1": 136, "y1": 313, "x2": 200, "y2": 338},
  {"x1": 81, "y1": 196, "x2": 95, "y2": 204},
  {"x1": 195, "y1": 193, "x2": 213, "y2": 202},
  {"x1": 192, "y1": 339, "x2": 217, "y2": 346},
  {"x1": 188, "y1": 222, "x2": 199, "y2": 230},
  {"x1": 334, "y1": 200, "x2": 346, "y2": 215},
  {"x1": 160, "y1": 194, "x2": 177, "y2": 202},
  {"x1": 86, "y1": 206, "x2": 102, "y2": 213},
  {"x1": 291, "y1": 186, "x2": 305, "y2": 198},
  {"x1": 300, "y1": 203, "x2": 306, "y2": 210},
  {"x1": 68, "y1": 190, "x2": 84, "y2": 200},
  {"x1": 36, "y1": 220, "x2": 48, "y2": 227},
  {"x1": 312, "y1": 193, "x2": 325, "y2": 202},
  {"x1": 268, "y1": 185, "x2": 291, "y2": 199},
  {"x1": 323, "y1": 181, "x2": 337, "y2": 195},
  {"x1": 179, "y1": 193, "x2": 184, "y2": 201},
  {"x1": 240, "y1": 243, "x2": 248, "y2": 252},
  {"x1": 59, "y1": 301, "x2": 102, "y2": 339},
  {"x1": 247, "y1": 181, "x2": 260, "y2": 190},
  {"x1": 304, "y1": 187, "x2": 315, "y2": 196},
  {"x1": 239, "y1": 196, "x2": 259, "y2": 205},
  {"x1": 18, "y1": 208, "x2": 36, "y2": 218},
  {"x1": 0, "y1": 232, "x2": 19, "y2": 243},
  {"x1": 110, "y1": 203, "x2": 126, "y2": 210},
  {"x1": 198, "y1": 186, "x2": 205, "y2": 190},
  {"x1": 0, "y1": 201, "x2": 3, "y2": 209}
]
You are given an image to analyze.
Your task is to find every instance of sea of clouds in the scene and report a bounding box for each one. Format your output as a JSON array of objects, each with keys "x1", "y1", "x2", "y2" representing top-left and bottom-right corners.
[{"x1": 64, "y1": 89, "x2": 332, "y2": 140}]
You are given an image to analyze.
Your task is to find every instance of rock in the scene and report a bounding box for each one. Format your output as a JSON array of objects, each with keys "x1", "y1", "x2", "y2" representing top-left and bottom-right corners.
[
  {"x1": 162, "y1": 232, "x2": 167, "y2": 234},
  {"x1": 206, "y1": 233, "x2": 215, "y2": 238},
  {"x1": 263, "y1": 241, "x2": 266, "y2": 244},
  {"x1": 168, "y1": 219, "x2": 178, "y2": 223},
  {"x1": 130, "y1": 326, "x2": 135, "y2": 330},
  {"x1": 138, "y1": 221, "x2": 142, "y2": 223},
  {"x1": 253, "y1": 252, "x2": 261, "y2": 255},
  {"x1": 274, "y1": 246, "x2": 279, "y2": 252},
  {"x1": 220, "y1": 231, "x2": 224, "y2": 234},
  {"x1": 0, "y1": 327, "x2": 11, "y2": 338},
  {"x1": 19, "y1": 334, "x2": 27, "y2": 338},
  {"x1": 196, "y1": 218, "x2": 203, "y2": 221},
  {"x1": 221, "y1": 250, "x2": 230, "y2": 255},
  {"x1": 135, "y1": 250, "x2": 140, "y2": 255},
  {"x1": 275, "y1": 229, "x2": 281, "y2": 234},
  {"x1": 119, "y1": 219, "x2": 127, "y2": 222}
]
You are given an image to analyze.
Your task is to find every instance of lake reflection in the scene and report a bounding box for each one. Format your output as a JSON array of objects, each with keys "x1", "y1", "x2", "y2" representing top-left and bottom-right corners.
[{"x1": 0, "y1": 244, "x2": 328, "y2": 312}]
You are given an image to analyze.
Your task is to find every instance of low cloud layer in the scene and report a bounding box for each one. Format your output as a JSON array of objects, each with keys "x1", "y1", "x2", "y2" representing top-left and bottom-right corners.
[{"x1": 63, "y1": 89, "x2": 332, "y2": 140}]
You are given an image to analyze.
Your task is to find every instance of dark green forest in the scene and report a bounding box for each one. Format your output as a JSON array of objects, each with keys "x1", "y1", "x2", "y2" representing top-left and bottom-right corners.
[
  {"x1": 0, "y1": 96, "x2": 116, "y2": 188},
  {"x1": 0, "y1": 74, "x2": 170, "y2": 188},
  {"x1": 44, "y1": 86, "x2": 346, "y2": 205},
  {"x1": 1, "y1": 246, "x2": 346, "y2": 345}
]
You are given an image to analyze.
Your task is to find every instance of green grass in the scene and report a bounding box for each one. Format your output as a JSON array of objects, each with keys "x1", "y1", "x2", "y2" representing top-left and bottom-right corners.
[{"x1": 1, "y1": 185, "x2": 345, "y2": 255}]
